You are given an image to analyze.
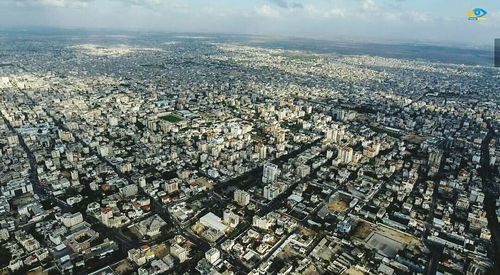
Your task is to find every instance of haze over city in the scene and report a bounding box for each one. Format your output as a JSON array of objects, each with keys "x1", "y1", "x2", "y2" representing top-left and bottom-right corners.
[{"x1": 0, "y1": 0, "x2": 499, "y2": 46}]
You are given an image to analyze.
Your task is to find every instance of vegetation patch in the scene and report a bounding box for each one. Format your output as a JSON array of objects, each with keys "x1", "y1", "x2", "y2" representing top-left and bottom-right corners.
[{"x1": 159, "y1": 114, "x2": 184, "y2": 123}]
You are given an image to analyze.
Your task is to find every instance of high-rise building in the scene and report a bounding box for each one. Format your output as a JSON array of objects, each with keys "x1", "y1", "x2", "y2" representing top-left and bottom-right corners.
[
  {"x1": 296, "y1": 164, "x2": 311, "y2": 178},
  {"x1": 276, "y1": 131, "x2": 285, "y2": 144},
  {"x1": 7, "y1": 135, "x2": 18, "y2": 145},
  {"x1": 326, "y1": 125, "x2": 345, "y2": 143},
  {"x1": 120, "y1": 184, "x2": 138, "y2": 197},
  {"x1": 252, "y1": 215, "x2": 273, "y2": 230},
  {"x1": 146, "y1": 120, "x2": 157, "y2": 131},
  {"x1": 234, "y1": 189, "x2": 250, "y2": 206},
  {"x1": 205, "y1": 248, "x2": 221, "y2": 265},
  {"x1": 337, "y1": 146, "x2": 354, "y2": 164},
  {"x1": 165, "y1": 179, "x2": 179, "y2": 194},
  {"x1": 263, "y1": 185, "x2": 280, "y2": 200},
  {"x1": 223, "y1": 210, "x2": 240, "y2": 227},
  {"x1": 325, "y1": 129, "x2": 334, "y2": 142},
  {"x1": 255, "y1": 143, "x2": 267, "y2": 159},
  {"x1": 170, "y1": 243, "x2": 188, "y2": 263},
  {"x1": 428, "y1": 149, "x2": 443, "y2": 167},
  {"x1": 363, "y1": 143, "x2": 380, "y2": 158},
  {"x1": 262, "y1": 163, "x2": 280, "y2": 183},
  {"x1": 101, "y1": 207, "x2": 113, "y2": 227},
  {"x1": 61, "y1": 212, "x2": 83, "y2": 228},
  {"x1": 108, "y1": 116, "x2": 118, "y2": 127},
  {"x1": 428, "y1": 148, "x2": 443, "y2": 175}
]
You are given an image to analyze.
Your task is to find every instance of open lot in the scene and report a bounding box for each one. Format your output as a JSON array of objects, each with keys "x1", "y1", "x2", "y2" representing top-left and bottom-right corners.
[
  {"x1": 354, "y1": 219, "x2": 422, "y2": 257},
  {"x1": 366, "y1": 232, "x2": 405, "y2": 257},
  {"x1": 353, "y1": 220, "x2": 375, "y2": 240},
  {"x1": 328, "y1": 197, "x2": 350, "y2": 213}
]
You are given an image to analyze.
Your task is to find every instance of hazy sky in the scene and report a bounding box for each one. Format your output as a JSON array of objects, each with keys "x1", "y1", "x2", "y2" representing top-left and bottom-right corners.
[{"x1": 0, "y1": 0, "x2": 499, "y2": 46}]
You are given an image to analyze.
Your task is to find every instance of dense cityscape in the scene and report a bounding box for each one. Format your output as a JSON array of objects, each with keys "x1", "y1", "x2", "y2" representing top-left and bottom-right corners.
[{"x1": 0, "y1": 32, "x2": 499, "y2": 275}]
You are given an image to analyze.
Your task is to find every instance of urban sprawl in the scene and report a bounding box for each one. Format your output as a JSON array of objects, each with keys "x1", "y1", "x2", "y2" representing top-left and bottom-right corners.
[{"x1": 0, "y1": 35, "x2": 499, "y2": 275}]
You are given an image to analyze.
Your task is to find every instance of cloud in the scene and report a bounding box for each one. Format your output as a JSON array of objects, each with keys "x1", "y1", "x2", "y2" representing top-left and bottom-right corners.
[
  {"x1": 408, "y1": 11, "x2": 431, "y2": 23},
  {"x1": 304, "y1": 5, "x2": 346, "y2": 19},
  {"x1": 358, "y1": 0, "x2": 377, "y2": 12},
  {"x1": 256, "y1": 4, "x2": 282, "y2": 18},
  {"x1": 268, "y1": 0, "x2": 303, "y2": 9},
  {"x1": 117, "y1": 0, "x2": 166, "y2": 8},
  {"x1": 7, "y1": 0, "x2": 94, "y2": 8},
  {"x1": 2, "y1": 0, "x2": 176, "y2": 8}
]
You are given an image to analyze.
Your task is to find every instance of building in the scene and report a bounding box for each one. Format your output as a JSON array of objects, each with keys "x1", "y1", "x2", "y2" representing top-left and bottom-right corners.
[
  {"x1": 428, "y1": 148, "x2": 443, "y2": 175},
  {"x1": 205, "y1": 248, "x2": 221, "y2": 265},
  {"x1": 128, "y1": 245, "x2": 155, "y2": 266},
  {"x1": 337, "y1": 146, "x2": 353, "y2": 164},
  {"x1": 262, "y1": 163, "x2": 280, "y2": 184},
  {"x1": 234, "y1": 189, "x2": 250, "y2": 206},
  {"x1": 223, "y1": 210, "x2": 240, "y2": 228},
  {"x1": 0, "y1": 229, "x2": 9, "y2": 241},
  {"x1": 253, "y1": 215, "x2": 273, "y2": 230},
  {"x1": 296, "y1": 164, "x2": 311, "y2": 178},
  {"x1": 120, "y1": 184, "x2": 138, "y2": 197},
  {"x1": 108, "y1": 116, "x2": 118, "y2": 127},
  {"x1": 101, "y1": 207, "x2": 113, "y2": 226},
  {"x1": 170, "y1": 243, "x2": 188, "y2": 263},
  {"x1": 100, "y1": 207, "x2": 129, "y2": 228},
  {"x1": 428, "y1": 148, "x2": 443, "y2": 167},
  {"x1": 61, "y1": 212, "x2": 83, "y2": 228},
  {"x1": 200, "y1": 212, "x2": 228, "y2": 233},
  {"x1": 0, "y1": 179, "x2": 33, "y2": 197},
  {"x1": 7, "y1": 135, "x2": 18, "y2": 145},
  {"x1": 255, "y1": 143, "x2": 267, "y2": 159},
  {"x1": 136, "y1": 214, "x2": 167, "y2": 238},
  {"x1": 264, "y1": 184, "x2": 281, "y2": 201},
  {"x1": 165, "y1": 179, "x2": 180, "y2": 194},
  {"x1": 325, "y1": 125, "x2": 344, "y2": 143}
]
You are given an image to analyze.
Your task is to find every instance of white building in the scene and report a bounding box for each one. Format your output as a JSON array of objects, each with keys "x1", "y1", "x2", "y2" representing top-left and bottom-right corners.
[
  {"x1": 165, "y1": 179, "x2": 180, "y2": 194},
  {"x1": 120, "y1": 184, "x2": 138, "y2": 197},
  {"x1": 234, "y1": 189, "x2": 250, "y2": 206},
  {"x1": 264, "y1": 184, "x2": 281, "y2": 201},
  {"x1": 223, "y1": 210, "x2": 240, "y2": 228},
  {"x1": 61, "y1": 212, "x2": 84, "y2": 228},
  {"x1": 170, "y1": 243, "x2": 188, "y2": 263},
  {"x1": 296, "y1": 164, "x2": 311, "y2": 178},
  {"x1": 253, "y1": 215, "x2": 273, "y2": 230},
  {"x1": 325, "y1": 125, "x2": 344, "y2": 143},
  {"x1": 337, "y1": 146, "x2": 353, "y2": 164},
  {"x1": 205, "y1": 248, "x2": 221, "y2": 265},
  {"x1": 1, "y1": 179, "x2": 33, "y2": 197},
  {"x1": 262, "y1": 163, "x2": 280, "y2": 184},
  {"x1": 200, "y1": 212, "x2": 228, "y2": 233},
  {"x1": 255, "y1": 143, "x2": 267, "y2": 159}
]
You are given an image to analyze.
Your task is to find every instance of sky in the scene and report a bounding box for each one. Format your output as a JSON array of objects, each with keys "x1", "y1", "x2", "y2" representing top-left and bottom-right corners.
[{"x1": 0, "y1": 0, "x2": 499, "y2": 47}]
